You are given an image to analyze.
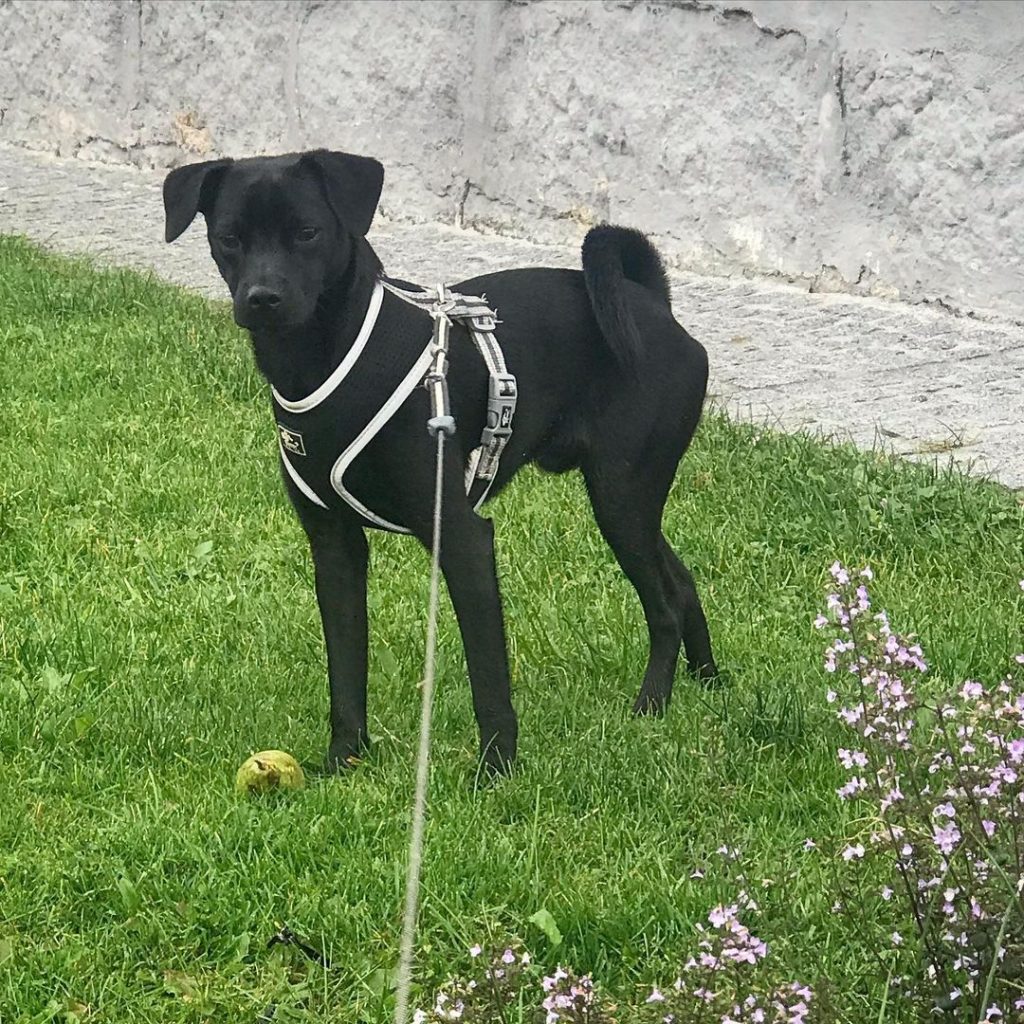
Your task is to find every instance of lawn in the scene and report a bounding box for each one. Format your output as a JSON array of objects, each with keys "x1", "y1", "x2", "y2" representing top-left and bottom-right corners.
[{"x1": 0, "y1": 235, "x2": 1021, "y2": 1023}]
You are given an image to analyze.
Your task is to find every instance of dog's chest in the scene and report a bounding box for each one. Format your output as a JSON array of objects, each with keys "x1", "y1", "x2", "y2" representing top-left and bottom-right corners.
[
  {"x1": 272, "y1": 280, "x2": 515, "y2": 534},
  {"x1": 272, "y1": 301, "x2": 434, "y2": 531}
]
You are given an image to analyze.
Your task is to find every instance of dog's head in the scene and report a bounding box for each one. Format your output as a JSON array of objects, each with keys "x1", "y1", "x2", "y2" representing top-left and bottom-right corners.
[{"x1": 162, "y1": 150, "x2": 384, "y2": 330}]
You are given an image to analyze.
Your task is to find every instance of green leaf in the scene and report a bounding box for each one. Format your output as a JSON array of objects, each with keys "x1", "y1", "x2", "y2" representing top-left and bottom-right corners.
[
  {"x1": 73, "y1": 713, "x2": 96, "y2": 739},
  {"x1": 377, "y1": 646, "x2": 399, "y2": 680},
  {"x1": 163, "y1": 969, "x2": 200, "y2": 1000},
  {"x1": 229, "y1": 930, "x2": 251, "y2": 961},
  {"x1": 115, "y1": 874, "x2": 141, "y2": 916},
  {"x1": 528, "y1": 908, "x2": 563, "y2": 947},
  {"x1": 0, "y1": 677, "x2": 30, "y2": 703},
  {"x1": 39, "y1": 665, "x2": 71, "y2": 695}
]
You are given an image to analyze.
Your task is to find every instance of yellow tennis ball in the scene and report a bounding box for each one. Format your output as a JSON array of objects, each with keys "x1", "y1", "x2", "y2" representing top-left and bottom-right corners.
[{"x1": 235, "y1": 750, "x2": 305, "y2": 796}]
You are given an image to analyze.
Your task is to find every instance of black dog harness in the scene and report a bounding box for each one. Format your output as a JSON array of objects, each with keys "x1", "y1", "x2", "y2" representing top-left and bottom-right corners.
[{"x1": 272, "y1": 278, "x2": 518, "y2": 534}]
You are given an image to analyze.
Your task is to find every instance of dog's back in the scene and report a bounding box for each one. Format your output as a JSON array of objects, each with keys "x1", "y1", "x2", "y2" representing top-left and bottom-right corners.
[{"x1": 447, "y1": 229, "x2": 708, "y2": 482}]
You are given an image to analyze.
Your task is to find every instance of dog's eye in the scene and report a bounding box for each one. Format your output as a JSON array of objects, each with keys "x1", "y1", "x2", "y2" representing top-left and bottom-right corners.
[
  {"x1": 218, "y1": 234, "x2": 241, "y2": 251},
  {"x1": 296, "y1": 227, "x2": 321, "y2": 243}
]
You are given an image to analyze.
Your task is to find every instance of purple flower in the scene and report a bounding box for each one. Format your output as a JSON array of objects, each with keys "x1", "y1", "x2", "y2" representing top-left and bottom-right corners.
[
  {"x1": 830, "y1": 561, "x2": 851, "y2": 585},
  {"x1": 837, "y1": 776, "x2": 867, "y2": 800},
  {"x1": 708, "y1": 904, "x2": 736, "y2": 928},
  {"x1": 880, "y1": 785, "x2": 904, "y2": 812},
  {"x1": 933, "y1": 821, "x2": 962, "y2": 855},
  {"x1": 838, "y1": 748, "x2": 868, "y2": 768},
  {"x1": 838, "y1": 706, "x2": 863, "y2": 725}
]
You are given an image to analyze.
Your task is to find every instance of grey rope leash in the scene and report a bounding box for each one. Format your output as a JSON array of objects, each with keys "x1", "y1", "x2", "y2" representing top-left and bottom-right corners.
[
  {"x1": 393, "y1": 286, "x2": 457, "y2": 1024},
  {"x1": 393, "y1": 429, "x2": 445, "y2": 1024}
]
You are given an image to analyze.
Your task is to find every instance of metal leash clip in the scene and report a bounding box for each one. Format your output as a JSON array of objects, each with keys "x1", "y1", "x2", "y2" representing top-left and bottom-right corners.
[{"x1": 424, "y1": 283, "x2": 457, "y2": 438}]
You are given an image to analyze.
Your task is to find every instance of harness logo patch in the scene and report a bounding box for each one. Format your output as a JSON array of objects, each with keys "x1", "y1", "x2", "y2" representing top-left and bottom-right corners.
[{"x1": 278, "y1": 425, "x2": 307, "y2": 456}]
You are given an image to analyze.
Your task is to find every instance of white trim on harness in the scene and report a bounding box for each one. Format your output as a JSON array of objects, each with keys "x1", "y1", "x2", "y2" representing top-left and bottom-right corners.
[
  {"x1": 279, "y1": 440, "x2": 329, "y2": 509},
  {"x1": 465, "y1": 325, "x2": 515, "y2": 506},
  {"x1": 271, "y1": 281, "x2": 384, "y2": 414},
  {"x1": 329, "y1": 342, "x2": 435, "y2": 534},
  {"x1": 275, "y1": 277, "x2": 516, "y2": 532}
]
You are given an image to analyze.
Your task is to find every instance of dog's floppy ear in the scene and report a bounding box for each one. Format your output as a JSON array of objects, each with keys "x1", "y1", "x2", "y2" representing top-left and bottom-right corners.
[
  {"x1": 300, "y1": 150, "x2": 384, "y2": 238},
  {"x1": 163, "y1": 158, "x2": 232, "y2": 243}
]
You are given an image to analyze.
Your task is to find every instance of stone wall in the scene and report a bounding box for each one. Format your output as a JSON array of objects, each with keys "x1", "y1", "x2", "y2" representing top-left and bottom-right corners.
[{"x1": 1, "y1": 0, "x2": 1021, "y2": 319}]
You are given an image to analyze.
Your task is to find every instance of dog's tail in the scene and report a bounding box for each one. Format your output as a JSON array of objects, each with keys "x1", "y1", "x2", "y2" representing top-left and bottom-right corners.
[{"x1": 581, "y1": 224, "x2": 671, "y2": 372}]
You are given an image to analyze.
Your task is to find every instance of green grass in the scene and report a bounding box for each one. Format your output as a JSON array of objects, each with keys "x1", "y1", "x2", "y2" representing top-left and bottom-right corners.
[{"x1": 0, "y1": 234, "x2": 1021, "y2": 1022}]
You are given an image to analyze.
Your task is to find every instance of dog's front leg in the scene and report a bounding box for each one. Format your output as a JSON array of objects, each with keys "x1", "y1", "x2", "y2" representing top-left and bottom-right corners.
[
  {"x1": 407, "y1": 478, "x2": 518, "y2": 773},
  {"x1": 304, "y1": 515, "x2": 371, "y2": 771},
  {"x1": 440, "y1": 511, "x2": 518, "y2": 774}
]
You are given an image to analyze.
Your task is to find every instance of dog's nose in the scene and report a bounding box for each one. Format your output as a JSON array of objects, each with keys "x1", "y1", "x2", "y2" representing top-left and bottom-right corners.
[{"x1": 247, "y1": 285, "x2": 282, "y2": 311}]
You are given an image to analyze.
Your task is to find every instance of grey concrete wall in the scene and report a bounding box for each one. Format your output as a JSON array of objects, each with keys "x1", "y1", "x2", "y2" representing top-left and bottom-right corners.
[{"x1": 1, "y1": 0, "x2": 1022, "y2": 320}]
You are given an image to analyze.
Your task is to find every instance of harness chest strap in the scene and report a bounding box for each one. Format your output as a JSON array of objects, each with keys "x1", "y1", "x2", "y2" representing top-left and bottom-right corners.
[{"x1": 379, "y1": 279, "x2": 518, "y2": 508}]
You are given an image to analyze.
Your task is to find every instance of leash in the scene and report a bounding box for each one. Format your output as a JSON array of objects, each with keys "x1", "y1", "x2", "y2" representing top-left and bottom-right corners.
[{"x1": 393, "y1": 286, "x2": 457, "y2": 1024}]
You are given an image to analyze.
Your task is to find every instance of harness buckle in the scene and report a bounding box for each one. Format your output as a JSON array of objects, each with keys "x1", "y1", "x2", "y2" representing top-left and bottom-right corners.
[
  {"x1": 469, "y1": 313, "x2": 497, "y2": 332},
  {"x1": 480, "y1": 372, "x2": 517, "y2": 447},
  {"x1": 429, "y1": 302, "x2": 456, "y2": 320},
  {"x1": 430, "y1": 283, "x2": 457, "y2": 320}
]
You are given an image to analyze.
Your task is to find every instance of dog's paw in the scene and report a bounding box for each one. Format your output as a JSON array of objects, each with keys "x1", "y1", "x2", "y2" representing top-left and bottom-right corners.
[
  {"x1": 479, "y1": 741, "x2": 516, "y2": 780},
  {"x1": 324, "y1": 738, "x2": 371, "y2": 774},
  {"x1": 631, "y1": 690, "x2": 669, "y2": 717},
  {"x1": 694, "y1": 663, "x2": 729, "y2": 690}
]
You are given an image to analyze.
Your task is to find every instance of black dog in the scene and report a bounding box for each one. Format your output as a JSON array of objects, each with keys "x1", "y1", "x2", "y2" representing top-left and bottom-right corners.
[{"x1": 163, "y1": 150, "x2": 718, "y2": 773}]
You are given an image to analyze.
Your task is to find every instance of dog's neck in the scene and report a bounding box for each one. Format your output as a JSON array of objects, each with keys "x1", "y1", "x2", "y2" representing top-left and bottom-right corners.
[{"x1": 249, "y1": 238, "x2": 382, "y2": 402}]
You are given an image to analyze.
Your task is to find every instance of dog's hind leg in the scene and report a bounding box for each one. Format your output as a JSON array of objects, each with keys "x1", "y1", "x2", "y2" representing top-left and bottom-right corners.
[
  {"x1": 582, "y1": 461, "x2": 686, "y2": 716},
  {"x1": 657, "y1": 534, "x2": 718, "y2": 685}
]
